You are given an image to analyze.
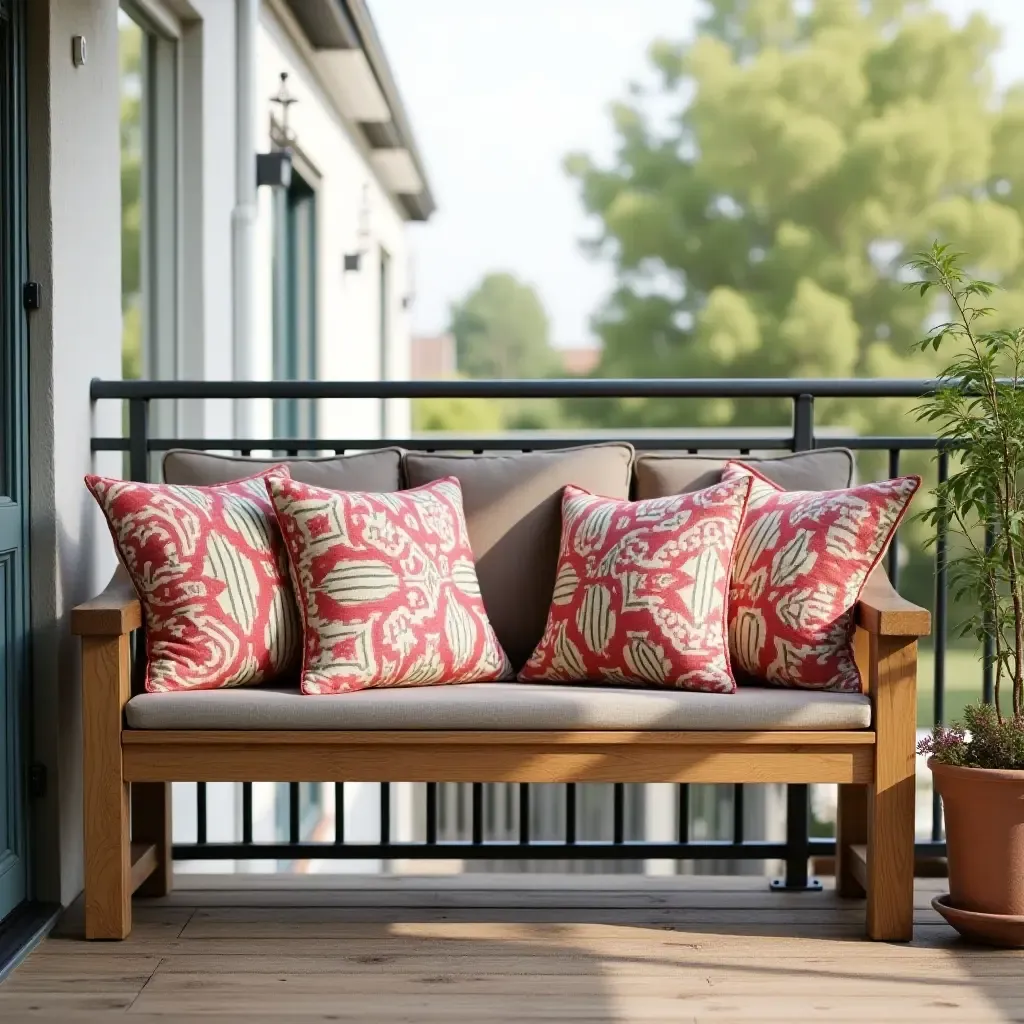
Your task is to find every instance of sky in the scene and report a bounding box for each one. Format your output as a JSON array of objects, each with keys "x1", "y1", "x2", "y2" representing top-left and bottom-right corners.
[{"x1": 370, "y1": 0, "x2": 1024, "y2": 350}]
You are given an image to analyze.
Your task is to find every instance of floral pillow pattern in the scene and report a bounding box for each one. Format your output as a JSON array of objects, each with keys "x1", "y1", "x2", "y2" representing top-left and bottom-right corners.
[
  {"x1": 266, "y1": 474, "x2": 512, "y2": 693},
  {"x1": 86, "y1": 469, "x2": 301, "y2": 692},
  {"x1": 722, "y1": 462, "x2": 920, "y2": 691},
  {"x1": 519, "y1": 477, "x2": 753, "y2": 692}
]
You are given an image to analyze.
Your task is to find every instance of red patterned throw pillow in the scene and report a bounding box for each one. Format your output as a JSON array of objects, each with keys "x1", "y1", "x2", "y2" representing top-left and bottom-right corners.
[
  {"x1": 518, "y1": 477, "x2": 753, "y2": 692},
  {"x1": 266, "y1": 475, "x2": 512, "y2": 693},
  {"x1": 723, "y1": 462, "x2": 920, "y2": 691},
  {"x1": 86, "y1": 470, "x2": 301, "y2": 692}
]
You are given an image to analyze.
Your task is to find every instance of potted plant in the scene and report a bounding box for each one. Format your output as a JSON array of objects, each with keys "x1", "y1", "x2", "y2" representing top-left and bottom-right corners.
[{"x1": 911, "y1": 243, "x2": 1024, "y2": 946}]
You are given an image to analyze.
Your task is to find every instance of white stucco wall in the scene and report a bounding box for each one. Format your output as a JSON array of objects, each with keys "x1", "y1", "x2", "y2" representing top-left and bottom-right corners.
[
  {"x1": 26, "y1": 0, "x2": 123, "y2": 905},
  {"x1": 22, "y1": 0, "x2": 420, "y2": 901},
  {"x1": 255, "y1": 3, "x2": 413, "y2": 444},
  {"x1": 177, "y1": 0, "x2": 237, "y2": 440}
]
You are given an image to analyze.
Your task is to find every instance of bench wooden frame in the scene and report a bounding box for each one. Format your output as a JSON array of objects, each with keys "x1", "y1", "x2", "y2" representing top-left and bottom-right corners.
[{"x1": 72, "y1": 568, "x2": 930, "y2": 942}]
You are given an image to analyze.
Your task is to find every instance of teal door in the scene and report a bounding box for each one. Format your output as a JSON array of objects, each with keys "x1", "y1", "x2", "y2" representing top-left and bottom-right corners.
[
  {"x1": 272, "y1": 170, "x2": 318, "y2": 440},
  {"x1": 0, "y1": 0, "x2": 30, "y2": 922}
]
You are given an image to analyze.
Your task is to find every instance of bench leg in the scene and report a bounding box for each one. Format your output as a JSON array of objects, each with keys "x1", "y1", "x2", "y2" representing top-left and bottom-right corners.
[
  {"x1": 132, "y1": 783, "x2": 173, "y2": 897},
  {"x1": 835, "y1": 784, "x2": 867, "y2": 898},
  {"x1": 83, "y1": 635, "x2": 132, "y2": 939},
  {"x1": 866, "y1": 634, "x2": 917, "y2": 942}
]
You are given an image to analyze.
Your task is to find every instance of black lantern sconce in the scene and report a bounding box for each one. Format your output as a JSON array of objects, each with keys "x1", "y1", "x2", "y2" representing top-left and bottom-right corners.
[
  {"x1": 344, "y1": 183, "x2": 372, "y2": 272},
  {"x1": 256, "y1": 72, "x2": 296, "y2": 189}
]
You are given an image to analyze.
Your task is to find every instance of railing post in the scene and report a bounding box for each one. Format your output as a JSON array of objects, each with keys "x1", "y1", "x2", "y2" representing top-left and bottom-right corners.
[
  {"x1": 128, "y1": 398, "x2": 151, "y2": 483},
  {"x1": 772, "y1": 393, "x2": 821, "y2": 892},
  {"x1": 792, "y1": 392, "x2": 814, "y2": 452}
]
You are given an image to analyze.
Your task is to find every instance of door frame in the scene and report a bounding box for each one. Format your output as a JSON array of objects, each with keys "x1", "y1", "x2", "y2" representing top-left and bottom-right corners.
[
  {"x1": 272, "y1": 166, "x2": 318, "y2": 441},
  {"x1": 0, "y1": 0, "x2": 32, "y2": 923}
]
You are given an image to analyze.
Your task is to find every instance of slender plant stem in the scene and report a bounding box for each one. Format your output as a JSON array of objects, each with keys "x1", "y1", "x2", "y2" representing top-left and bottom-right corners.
[{"x1": 943, "y1": 268, "x2": 1023, "y2": 720}]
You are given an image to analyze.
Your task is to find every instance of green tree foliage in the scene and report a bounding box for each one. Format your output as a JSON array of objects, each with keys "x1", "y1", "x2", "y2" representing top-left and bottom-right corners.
[
  {"x1": 412, "y1": 379, "x2": 507, "y2": 434},
  {"x1": 564, "y1": 0, "x2": 1024, "y2": 623},
  {"x1": 565, "y1": 0, "x2": 1024, "y2": 437},
  {"x1": 450, "y1": 272, "x2": 556, "y2": 379}
]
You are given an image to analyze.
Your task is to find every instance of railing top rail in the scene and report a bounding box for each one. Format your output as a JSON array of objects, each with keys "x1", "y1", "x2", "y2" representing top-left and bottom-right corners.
[{"x1": 90, "y1": 377, "x2": 963, "y2": 401}]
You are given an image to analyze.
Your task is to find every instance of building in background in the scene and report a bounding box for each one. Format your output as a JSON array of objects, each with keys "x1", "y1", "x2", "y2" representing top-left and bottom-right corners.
[
  {"x1": 113, "y1": 0, "x2": 434, "y2": 874},
  {"x1": 558, "y1": 345, "x2": 600, "y2": 376},
  {"x1": 118, "y1": 0, "x2": 433, "y2": 446},
  {"x1": 410, "y1": 332, "x2": 456, "y2": 379}
]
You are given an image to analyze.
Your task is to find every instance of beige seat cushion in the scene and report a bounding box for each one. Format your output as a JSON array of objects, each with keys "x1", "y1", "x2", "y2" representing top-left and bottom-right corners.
[
  {"x1": 163, "y1": 448, "x2": 402, "y2": 491},
  {"x1": 634, "y1": 448, "x2": 853, "y2": 500},
  {"x1": 403, "y1": 444, "x2": 634, "y2": 670},
  {"x1": 125, "y1": 682, "x2": 871, "y2": 731}
]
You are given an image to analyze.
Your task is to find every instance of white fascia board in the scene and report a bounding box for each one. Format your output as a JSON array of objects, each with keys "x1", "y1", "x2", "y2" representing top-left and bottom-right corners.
[
  {"x1": 370, "y1": 148, "x2": 423, "y2": 195},
  {"x1": 316, "y1": 49, "x2": 391, "y2": 123}
]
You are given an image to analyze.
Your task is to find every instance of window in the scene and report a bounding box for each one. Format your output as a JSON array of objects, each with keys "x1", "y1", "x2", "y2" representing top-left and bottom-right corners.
[
  {"x1": 119, "y1": 3, "x2": 180, "y2": 440},
  {"x1": 273, "y1": 171, "x2": 318, "y2": 440}
]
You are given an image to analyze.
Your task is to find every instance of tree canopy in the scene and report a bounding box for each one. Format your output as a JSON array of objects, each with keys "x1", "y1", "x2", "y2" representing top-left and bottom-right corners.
[
  {"x1": 565, "y1": 0, "x2": 1024, "y2": 434},
  {"x1": 450, "y1": 271, "x2": 555, "y2": 379}
]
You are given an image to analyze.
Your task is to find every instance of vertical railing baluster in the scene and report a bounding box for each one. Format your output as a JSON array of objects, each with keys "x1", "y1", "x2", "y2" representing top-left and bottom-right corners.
[
  {"x1": 379, "y1": 784, "x2": 391, "y2": 845},
  {"x1": 613, "y1": 783, "x2": 625, "y2": 845},
  {"x1": 426, "y1": 782, "x2": 437, "y2": 844},
  {"x1": 778, "y1": 784, "x2": 811, "y2": 891},
  {"x1": 791, "y1": 393, "x2": 814, "y2": 452},
  {"x1": 565, "y1": 784, "x2": 577, "y2": 845},
  {"x1": 677, "y1": 784, "x2": 689, "y2": 843},
  {"x1": 242, "y1": 782, "x2": 253, "y2": 844},
  {"x1": 334, "y1": 783, "x2": 345, "y2": 844},
  {"x1": 518, "y1": 784, "x2": 530, "y2": 845},
  {"x1": 732, "y1": 784, "x2": 745, "y2": 844},
  {"x1": 887, "y1": 449, "x2": 902, "y2": 586},
  {"x1": 472, "y1": 783, "x2": 484, "y2": 846},
  {"x1": 128, "y1": 398, "x2": 151, "y2": 482},
  {"x1": 196, "y1": 782, "x2": 207, "y2": 845},
  {"x1": 777, "y1": 393, "x2": 816, "y2": 889},
  {"x1": 289, "y1": 782, "x2": 300, "y2": 844}
]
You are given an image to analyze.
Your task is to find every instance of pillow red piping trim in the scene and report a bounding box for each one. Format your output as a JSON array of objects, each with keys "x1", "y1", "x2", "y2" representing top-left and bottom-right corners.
[
  {"x1": 723, "y1": 460, "x2": 922, "y2": 691},
  {"x1": 85, "y1": 465, "x2": 293, "y2": 692}
]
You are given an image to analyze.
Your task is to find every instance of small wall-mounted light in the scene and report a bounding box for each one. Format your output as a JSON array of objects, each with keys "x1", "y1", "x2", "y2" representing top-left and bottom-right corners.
[
  {"x1": 257, "y1": 72, "x2": 296, "y2": 189},
  {"x1": 344, "y1": 183, "x2": 372, "y2": 273},
  {"x1": 402, "y1": 254, "x2": 416, "y2": 310}
]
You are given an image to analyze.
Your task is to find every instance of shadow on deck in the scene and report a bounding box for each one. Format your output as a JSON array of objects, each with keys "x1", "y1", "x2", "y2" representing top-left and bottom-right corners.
[{"x1": 2, "y1": 876, "x2": 1022, "y2": 1022}]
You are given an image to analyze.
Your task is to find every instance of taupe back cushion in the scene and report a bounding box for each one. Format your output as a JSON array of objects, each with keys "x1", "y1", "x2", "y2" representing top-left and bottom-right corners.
[
  {"x1": 162, "y1": 448, "x2": 403, "y2": 490},
  {"x1": 634, "y1": 448, "x2": 854, "y2": 499},
  {"x1": 404, "y1": 444, "x2": 634, "y2": 671}
]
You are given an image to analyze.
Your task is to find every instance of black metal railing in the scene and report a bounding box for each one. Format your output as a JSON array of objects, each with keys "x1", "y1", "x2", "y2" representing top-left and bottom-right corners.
[{"x1": 91, "y1": 377, "x2": 965, "y2": 885}]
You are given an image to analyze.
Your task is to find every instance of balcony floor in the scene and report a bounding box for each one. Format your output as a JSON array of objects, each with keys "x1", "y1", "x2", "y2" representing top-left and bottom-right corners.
[{"x1": 2, "y1": 875, "x2": 1022, "y2": 1022}]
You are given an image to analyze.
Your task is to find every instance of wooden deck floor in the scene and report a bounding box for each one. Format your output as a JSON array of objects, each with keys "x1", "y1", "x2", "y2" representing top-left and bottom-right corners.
[{"x1": 3, "y1": 876, "x2": 1023, "y2": 1022}]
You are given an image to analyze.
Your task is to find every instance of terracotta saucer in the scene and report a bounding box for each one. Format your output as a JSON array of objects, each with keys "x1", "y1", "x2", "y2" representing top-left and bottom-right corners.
[{"x1": 932, "y1": 893, "x2": 1024, "y2": 947}]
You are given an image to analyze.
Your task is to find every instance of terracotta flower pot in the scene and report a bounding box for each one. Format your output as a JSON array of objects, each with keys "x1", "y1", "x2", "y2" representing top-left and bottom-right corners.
[{"x1": 930, "y1": 758, "x2": 1024, "y2": 943}]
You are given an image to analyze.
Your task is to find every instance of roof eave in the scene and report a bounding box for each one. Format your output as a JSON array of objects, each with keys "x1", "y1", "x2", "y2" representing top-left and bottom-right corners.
[{"x1": 283, "y1": 0, "x2": 436, "y2": 221}]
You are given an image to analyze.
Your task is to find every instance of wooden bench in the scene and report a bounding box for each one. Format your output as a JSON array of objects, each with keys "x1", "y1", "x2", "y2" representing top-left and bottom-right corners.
[{"x1": 72, "y1": 568, "x2": 930, "y2": 942}]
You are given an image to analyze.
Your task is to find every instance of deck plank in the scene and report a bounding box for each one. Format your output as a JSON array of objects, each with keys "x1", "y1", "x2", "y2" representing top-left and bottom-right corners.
[{"x1": 4, "y1": 876, "x2": 1023, "y2": 1023}]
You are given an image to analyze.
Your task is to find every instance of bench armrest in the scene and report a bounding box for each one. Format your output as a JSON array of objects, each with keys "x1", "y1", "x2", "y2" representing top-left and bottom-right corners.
[
  {"x1": 856, "y1": 569, "x2": 931, "y2": 638},
  {"x1": 71, "y1": 566, "x2": 142, "y2": 637}
]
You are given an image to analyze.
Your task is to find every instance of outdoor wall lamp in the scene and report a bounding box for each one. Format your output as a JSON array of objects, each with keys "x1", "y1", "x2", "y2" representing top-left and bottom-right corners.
[
  {"x1": 344, "y1": 183, "x2": 372, "y2": 272},
  {"x1": 402, "y1": 255, "x2": 416, "y2": 309},
  {"x1": 257, "y1": 72, "x2": 296, "y2": 189}
]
